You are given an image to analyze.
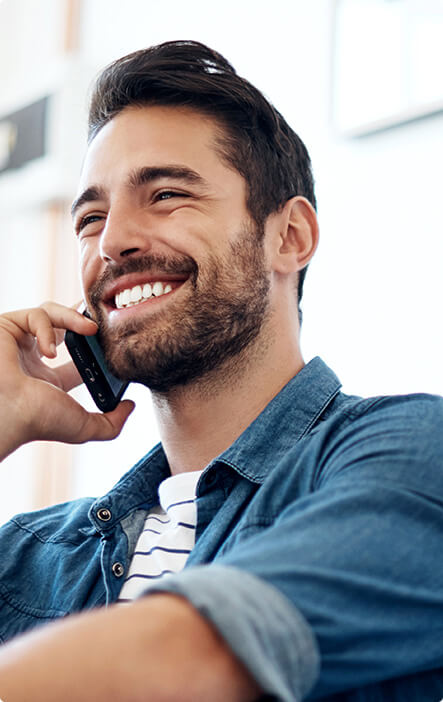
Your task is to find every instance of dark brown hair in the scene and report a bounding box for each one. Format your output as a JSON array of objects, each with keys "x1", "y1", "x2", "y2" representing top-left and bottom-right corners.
[{"x1": 88, "y1": 40, "x2": 316, "y2": 315}]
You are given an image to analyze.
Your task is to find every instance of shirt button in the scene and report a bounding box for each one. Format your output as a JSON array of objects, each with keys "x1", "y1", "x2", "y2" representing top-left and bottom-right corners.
[
  {"x1": 97, "y1": 507, "x2": 112, "y2": 522},
  {"x1": 112, "y1": 562, "x2": 124, "y2": 578}
]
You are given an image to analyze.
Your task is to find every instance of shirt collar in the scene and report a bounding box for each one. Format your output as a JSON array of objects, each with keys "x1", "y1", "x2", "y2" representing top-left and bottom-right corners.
[
  {"x1": 92, "y1": 356, "x2": 341, "y2": 525},
  {"x1": 216, "y1": 356, "x2": 342, "y2": 483}
]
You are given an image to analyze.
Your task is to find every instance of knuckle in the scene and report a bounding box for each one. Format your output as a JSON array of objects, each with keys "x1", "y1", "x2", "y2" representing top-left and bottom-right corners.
[{"x1": 28, "y1": 307, "x2": 49, "y2": 329}]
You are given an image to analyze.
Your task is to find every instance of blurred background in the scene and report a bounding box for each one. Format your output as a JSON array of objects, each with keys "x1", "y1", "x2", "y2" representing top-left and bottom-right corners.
[{"x1": 0, "y1": 0, "x2": 442, "y2": 523}]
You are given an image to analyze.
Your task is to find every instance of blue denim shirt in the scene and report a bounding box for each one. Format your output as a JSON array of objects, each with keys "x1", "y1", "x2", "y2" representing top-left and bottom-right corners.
[{"x1": 1, "y1": 357, "x2": 443, "y2": 701}]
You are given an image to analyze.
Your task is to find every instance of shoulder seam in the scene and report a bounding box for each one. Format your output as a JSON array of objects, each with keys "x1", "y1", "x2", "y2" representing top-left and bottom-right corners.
[{"x1": 10, "y1": 518, "x2": 85, "y2": 546}]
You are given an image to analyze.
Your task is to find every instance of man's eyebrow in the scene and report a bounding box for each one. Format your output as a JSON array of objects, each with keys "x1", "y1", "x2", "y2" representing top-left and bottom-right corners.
[
  {"x1": 71, "y1": 166, "x2": 209, "y2": 219},
  {"x1": 127, "y1": 165, "x2": 209, "y2": 190},
  {"x1": 71, "y1": 185, "x2": 107, "y2": 219}
]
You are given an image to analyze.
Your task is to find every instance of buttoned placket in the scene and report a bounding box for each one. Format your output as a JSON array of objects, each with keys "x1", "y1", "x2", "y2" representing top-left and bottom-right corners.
[{"x1": 92, "y1": 505, "x2": 129, "y2": 603}]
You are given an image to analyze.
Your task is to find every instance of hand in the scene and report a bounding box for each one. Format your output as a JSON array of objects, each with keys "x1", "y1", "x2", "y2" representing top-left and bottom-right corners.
[{"x1": 0, "y1": 302, "x2": 134, "y2": 460}]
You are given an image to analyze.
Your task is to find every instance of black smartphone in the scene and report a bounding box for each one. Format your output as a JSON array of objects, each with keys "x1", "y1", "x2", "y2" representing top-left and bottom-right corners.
[{"x1": 65, "y1": 314, "x2": 129, "y2": 412}]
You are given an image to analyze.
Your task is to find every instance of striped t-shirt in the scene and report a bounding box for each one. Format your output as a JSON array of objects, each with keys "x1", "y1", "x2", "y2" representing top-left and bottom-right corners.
[{"x1": 118, "y1": 470, "x2": 203, "y2": 602}]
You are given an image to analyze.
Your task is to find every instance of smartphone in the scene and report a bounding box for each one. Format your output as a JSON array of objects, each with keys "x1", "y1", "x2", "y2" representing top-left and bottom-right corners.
[{"x1": 65, "y1": 314, "x2": 129, "y2": 412}]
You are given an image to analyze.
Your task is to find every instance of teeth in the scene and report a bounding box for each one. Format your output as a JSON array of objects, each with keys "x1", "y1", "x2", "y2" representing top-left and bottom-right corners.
[
  {"x1": 130, "y1": 285, "x2": 142, "y2": 303},
  {"x1": 121, "y1": 288, "x2": 130, "y2": 306},
  {"x1": 115, "y1": 281, "x2": 174, "y2": 309},
  {"x1": 152, "y1": 282, "x2": 164, "y2": 297}
]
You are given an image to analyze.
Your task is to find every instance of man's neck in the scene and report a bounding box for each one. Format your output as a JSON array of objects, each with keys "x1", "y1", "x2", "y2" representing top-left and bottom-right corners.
[{"x1": 151, "y1": 334, "x2": 304, "y2": 475}]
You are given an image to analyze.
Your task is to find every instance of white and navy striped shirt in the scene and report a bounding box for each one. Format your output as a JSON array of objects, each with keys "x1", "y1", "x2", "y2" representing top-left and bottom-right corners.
[{"x1": 118, "y1": 470, "x2": 203, "y2": 602}]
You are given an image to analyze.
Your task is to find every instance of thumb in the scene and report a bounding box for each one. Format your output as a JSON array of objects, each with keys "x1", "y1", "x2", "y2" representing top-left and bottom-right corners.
[{"x1": 73, "y1": 400, "x2": 136, "y2": 444}]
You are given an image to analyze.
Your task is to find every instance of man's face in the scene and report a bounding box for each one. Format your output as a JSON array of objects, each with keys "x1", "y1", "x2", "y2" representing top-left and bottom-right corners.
[{"x1": 72, "y1": 105, "x2": 271, "y2": 392}]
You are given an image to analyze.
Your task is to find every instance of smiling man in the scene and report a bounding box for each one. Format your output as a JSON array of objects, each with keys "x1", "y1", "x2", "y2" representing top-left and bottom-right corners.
[
  {"x1": 0, "y1": 41, "x2": 443, "y2": 702},
  {"x1": 78, "y1": 106, "x2": 274, "y2": 396}
]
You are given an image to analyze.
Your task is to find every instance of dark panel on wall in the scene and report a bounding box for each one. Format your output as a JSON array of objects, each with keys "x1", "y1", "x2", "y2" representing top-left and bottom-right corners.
[{"x1": 0, "y1": 96, "x2": 49, "y2": 175}]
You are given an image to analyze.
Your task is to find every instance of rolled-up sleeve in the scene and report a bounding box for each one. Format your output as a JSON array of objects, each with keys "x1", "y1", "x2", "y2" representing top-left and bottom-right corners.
[{"x1": 146, "y1": 564, "x2": 320, "y2": 701}]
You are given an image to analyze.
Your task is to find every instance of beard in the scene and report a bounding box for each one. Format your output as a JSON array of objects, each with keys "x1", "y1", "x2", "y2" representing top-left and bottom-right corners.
[{"x1": 88, "y1": 222, "x2": 271, "y2": 394}]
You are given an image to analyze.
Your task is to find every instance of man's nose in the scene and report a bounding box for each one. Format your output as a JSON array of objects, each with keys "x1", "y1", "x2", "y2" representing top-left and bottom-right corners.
[{"x1": 99, "y1": 205, "x2": 153, "y2": 263}]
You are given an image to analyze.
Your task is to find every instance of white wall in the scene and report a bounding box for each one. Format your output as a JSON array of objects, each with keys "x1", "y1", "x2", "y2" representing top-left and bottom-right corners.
[{"x1": 0, "y1": 0, "x2": 442, "y2": 518}]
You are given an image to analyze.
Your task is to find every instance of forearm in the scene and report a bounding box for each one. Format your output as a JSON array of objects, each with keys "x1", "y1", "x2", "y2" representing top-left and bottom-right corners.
[
  {"x1": 0, "y1": 594, "x2": 261, "y2": 702},
  {"x1": 0, "y1": 419, "x2": 28, "y2": 462}
]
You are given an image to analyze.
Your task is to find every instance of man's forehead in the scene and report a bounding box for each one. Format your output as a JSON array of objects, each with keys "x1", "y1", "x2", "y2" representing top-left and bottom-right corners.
[
  {"x1": 88, "y1": 104, "x2": 220, "y2": 151},
  {"x1": 74, "y1": 104, "x2": 245, "y2": 207},
  {"x1": 79, "y1": 105, "x2": 224, "y2": 182}
]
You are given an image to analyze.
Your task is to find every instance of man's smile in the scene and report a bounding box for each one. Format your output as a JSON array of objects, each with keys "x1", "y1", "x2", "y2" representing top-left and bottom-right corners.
[
  {"x1": 109, "y1": 283, "x2": 180, "y2": 321},
  {"x1": 96, "y1": 269, "x2": 191, "y2": 315},
  {"x1": 115, "y1": 281, "x2": 173, "y2": 308}
]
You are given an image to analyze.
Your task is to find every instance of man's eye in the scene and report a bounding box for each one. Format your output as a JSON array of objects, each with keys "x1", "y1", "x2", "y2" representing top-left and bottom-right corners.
[
  {"x1": 77, "y1": 214, "x2": 103, "y2": 232},
  {"x1": 155, "y1": 191, "x2": 188, "y2": 202}
]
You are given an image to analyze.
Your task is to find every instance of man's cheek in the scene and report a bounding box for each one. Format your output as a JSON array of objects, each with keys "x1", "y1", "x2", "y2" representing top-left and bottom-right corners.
[{"x1": 80, "y1": 251, "x2": 99, "y2": 299}]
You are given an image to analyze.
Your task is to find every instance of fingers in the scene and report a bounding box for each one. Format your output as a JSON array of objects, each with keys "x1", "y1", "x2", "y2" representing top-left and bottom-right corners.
[
  {"x1": 26, "y1": 308, "x2": 58, "y2": 358},
  {"x1": 2, "y1": 303, "x2": 98, "y2": 358},
  {"x1": 39, "y1": 302, "x2": 98, "y2": 339},
  {"x1": 1, "y1": 308, "x2": 55, "y2": 358}
]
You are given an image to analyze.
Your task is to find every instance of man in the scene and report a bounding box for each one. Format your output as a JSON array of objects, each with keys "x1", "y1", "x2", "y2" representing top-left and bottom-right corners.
[{"x1": 0, "y1": 40, "x2": 442, "y2": 702}]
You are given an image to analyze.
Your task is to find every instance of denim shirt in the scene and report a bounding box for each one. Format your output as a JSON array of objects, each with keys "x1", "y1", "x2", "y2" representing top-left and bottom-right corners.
[{"x1": 1, "y1": 357, "x2": 443, "y2": 701}]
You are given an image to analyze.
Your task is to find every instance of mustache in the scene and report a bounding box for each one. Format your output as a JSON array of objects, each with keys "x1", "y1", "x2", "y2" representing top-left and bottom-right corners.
[{"x1": 88, "y1": 253, "x2": 198, "y2": 307}]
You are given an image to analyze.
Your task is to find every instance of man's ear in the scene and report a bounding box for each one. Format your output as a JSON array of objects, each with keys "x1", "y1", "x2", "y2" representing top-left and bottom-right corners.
[{"x1": 270, "y1": 196, "x2": 319, "y2": 274}]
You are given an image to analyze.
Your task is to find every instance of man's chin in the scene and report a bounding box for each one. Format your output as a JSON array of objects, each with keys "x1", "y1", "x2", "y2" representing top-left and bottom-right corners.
[
  {"x1": 105, "y1": 359, "x2": 197, "y2": 394},
  {"x1": 100, "y1": 335, "x2": 187, "y2": 391}
]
